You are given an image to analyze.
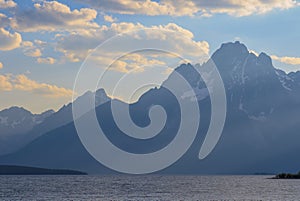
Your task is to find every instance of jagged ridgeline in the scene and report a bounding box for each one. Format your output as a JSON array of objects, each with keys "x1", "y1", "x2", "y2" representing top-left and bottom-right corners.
[{"x1": 1, "y1": 42, "x2": 300, "y2": 174}]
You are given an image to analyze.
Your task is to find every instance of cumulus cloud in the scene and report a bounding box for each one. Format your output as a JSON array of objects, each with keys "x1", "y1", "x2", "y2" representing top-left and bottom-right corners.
[
  {"x1": 0, "y1": 0, "x2": 16, "y2": 8},
  {"x1": 0, "y1": 74, "x2": 13, "y2": 91},
  {"x1": 34, "y1": 40, "x2": 47, "y2": 46},
  {"x1": 22, "y1": 40, "x2": 55, "y2": 59},
  {"x1": 0, "y1": 74, "x2": 73, "y2": 97},
  {"x1": 13, "y1": 75, "x2": 73, "y2": 97},
  {"x1": 77, "y1": 0, "x2": 299, "y2": 17},
  {"x1": 21, "y1": 41, "x2": 33, "y2": 47},
  {"x1": 37, "y1": 57, "x2": 56, "y2": 64},
  {"x1": 189, "y1": 0, "x2": 299, "y2": 17},
  {"x1": 271, "y1": 55, "x2": 300, "y2": 65},
  {"x1": 56, "y1": 22, "x2": 210, "y2": 71},
  {"x1": 25, "y1": 48, "x2": 42, "y2": 57},
  {"x1": 0, "y1": 28, "x2": 22, "y2": 51},
  {"x1": 11, "y1": 1, "x2": 99, "y2": 32},
  {"x1": 104, "y1": 15, "x2": 117, "y2": 23},
  {"x1": 108, "y1": 53, "x2": 167, "y2": 73},
  {"x1": 21, "y1": 40, "x2": 48, "y2": 57},
  {"x1": 78, "y1": 0, "x2": 175, "y2": 16}
]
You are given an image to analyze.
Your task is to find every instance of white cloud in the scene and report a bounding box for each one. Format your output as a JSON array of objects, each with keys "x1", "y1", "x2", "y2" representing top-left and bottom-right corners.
[
  {"x1": 108, "y1": 53, "x2": 167, "y2": 73},
  {"x1": 0, "y1": 74, "x2": 73, "y2": 98},
  {"x1": 56, "y1": 22, "x2": 210, "y2": 70},
  {"x1": 21, "y1": 41, "x2": 33, "y2": 47},
  {"x1": 0, "y1": 28, "x2": 22, "y2": 51},
  {"x1": 34, "y1": 40, "x2": 47, "y2": 46},
  {"x1": 0, "y1": 0, "x2": 16, "y2": 8},
  {"x1": 22, "y1": 40, "x2": 55, "y2": 59},
  {"x1": 271, "y1": 55, "x2": 300, "y2": 65},
  {"x1": 24, "y1": 48, "x2": 42, "y2": 57},
  {"x1": 189, "y1": 0, "x2": 299, "y2": 17},
  {"x1": 104, "y1": 15, "x2": 117, "y2": 23},
  {"x1": 37, "y1": 57, "x2": 56, "y2": 64},
  {"x1": 78, "y1": 0, "x2": 175, "y2": 16},
  {"x1": 11, "y1": 1, "x2": 99, "y2": 32},
  {"x1": 78, "y1": 0, "x2": 299, "y2": 17},
  {"x1": 0, "y1": 74, "x2": 13, "y2": 91},
  {"x1": 22, "y1": 40, "x2": 48, "y2": 58},
  {"x1": 0, "y1": 62, "x2": 3, "y2": 69},
  {"x1": 13, "y1": 74, "x2": 73, "y2": 98},
  {"x1": 22, "y1": 43, "x2": 40, "y2": 57}
]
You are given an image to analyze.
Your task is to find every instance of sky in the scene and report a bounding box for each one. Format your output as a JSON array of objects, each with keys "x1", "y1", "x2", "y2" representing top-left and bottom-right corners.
[{"x1": 0, "y1": 0, "x2": 300, "y2": 113}]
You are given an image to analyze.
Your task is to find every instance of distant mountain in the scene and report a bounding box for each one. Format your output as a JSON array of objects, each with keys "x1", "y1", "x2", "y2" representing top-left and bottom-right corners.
[
  {"x1": 0, "y1": 88, "x2": 110, "y2": 155},
  {"x1": 0, "y1": 165, "x2": 87, "y2": 175},
  {"x1": 25, "y1": 88, "x2": 110, "y2": 142},
  {"x1": 2, "y1": 41, "x2": 300, "y2": 174},
  {"x1": 0, "y1": 107, "x2": 54, "y2": 154}
]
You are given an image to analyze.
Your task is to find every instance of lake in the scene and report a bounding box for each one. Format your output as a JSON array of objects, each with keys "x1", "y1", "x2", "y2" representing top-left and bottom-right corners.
[{"x1": 0, "y1": 175, "x2": 299, "y2": 200}]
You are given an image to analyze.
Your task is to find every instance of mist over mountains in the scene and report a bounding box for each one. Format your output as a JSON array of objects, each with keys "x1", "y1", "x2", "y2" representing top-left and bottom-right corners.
[{"x1": 1, "y1": 41, "x2": 300, "y2": 174}]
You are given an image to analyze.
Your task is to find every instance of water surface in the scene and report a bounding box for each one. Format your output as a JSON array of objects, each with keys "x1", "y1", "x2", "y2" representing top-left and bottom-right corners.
[{"x1": 0, "y1": 175, "x2": 299, "y2": 200}]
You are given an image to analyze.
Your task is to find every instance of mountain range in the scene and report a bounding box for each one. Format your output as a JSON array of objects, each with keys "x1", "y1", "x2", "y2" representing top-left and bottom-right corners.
[
  {"x1": 1, "y1": 41, "x2": 300, "y2": 174},
  {"x1": 0, "y1": 89, "x2": 110, "y2": 155},
  {"x1": 0, "y1": 107, "x2": 54, "y2": 154}
]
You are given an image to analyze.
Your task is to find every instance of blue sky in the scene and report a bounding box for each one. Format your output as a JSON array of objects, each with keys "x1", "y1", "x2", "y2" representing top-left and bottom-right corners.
[{"x1": 0, "y1": 0, "x2": 300, "y2": 113}]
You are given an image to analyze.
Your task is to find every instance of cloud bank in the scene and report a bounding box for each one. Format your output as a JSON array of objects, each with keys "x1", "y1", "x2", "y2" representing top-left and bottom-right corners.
[
  {"x1": 56, "y1": 22, "x2": 210, "y2": 72},
  {"x1": 0, "y1": 74, "x2": 73, "y2": 98},
  {"x1": 271, "y1": 55, "x2": 300, "y2": 65},
  {"x1": 0, "y1": 28, "x2": 22, "y2": 51},
  {"x1": 0, "y1": 0, "x2": 16, "y2": 8},
  {"x1": 78, "y1": 0, "x2": 299, "y2": 17},
  {"x1": 11, "y1": 1, "x2": 99, "y2": 32}
]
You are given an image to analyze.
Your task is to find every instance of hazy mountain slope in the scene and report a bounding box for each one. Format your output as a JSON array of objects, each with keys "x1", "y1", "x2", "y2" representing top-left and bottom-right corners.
[
  {"x1": 0, "y1": 89, "x2": 110, "y2": 156},
  {"x1": 0, "y1": 107, "x2": 54, "y2": 154},
  {"x1": 25, "y1": 88, "x2": 110, "y2": 144}
]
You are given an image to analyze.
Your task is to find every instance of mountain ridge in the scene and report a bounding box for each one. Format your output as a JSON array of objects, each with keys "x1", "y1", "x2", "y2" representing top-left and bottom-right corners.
[
  {"x1": 0, "y1": 88, "x2": 110, "y2": 155},
  {"x1": 0, "y1": 107, "x2": 54, "y2": 154},
  {"x1": 1, "y1": 41, "x2": 300, "y2": 174}
]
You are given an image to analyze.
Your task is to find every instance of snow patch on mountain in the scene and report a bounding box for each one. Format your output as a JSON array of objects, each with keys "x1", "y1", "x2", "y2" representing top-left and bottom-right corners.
[
  {"x1": 239, "y1": 98, "x2": 267, "y2": 122},
  {"x1": 181, "y1": 88, "x2": 209, "y2": 102},
  {"x1": 275, "y1": 69, "x2": 293, "y2": 91}
]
